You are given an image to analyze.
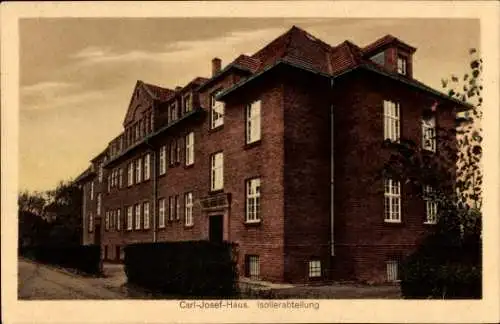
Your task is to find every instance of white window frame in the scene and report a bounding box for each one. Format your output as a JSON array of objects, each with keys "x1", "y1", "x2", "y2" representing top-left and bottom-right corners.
[
  {"x1": 135, "y1": 159, "x2": 142, "y2": 183},
  {"x1": 176, "y1": 138, "x2": 181, "y2": 163},
  {"x1": 184, "y1": 192, "x2": 193, "y2": 226},
  {"x1": 184, "y1": 93, "x2": 192, "y2": 113},
  {"x1": 158, "y1": 198, "x2": 166, "y2": 228},
  {"x1": 98, "y1": 164, "x2": 103, "y2": 183},
  {"x1": 185, "y1": 132, "x2": 194, "y2": 166},
  {"x1": 309, "y1": 260, "x2": 322, "y2": 278},
  {"x1": 134, "y1": 204, "x2": 141, "y2": 230},
  {"x1": 169, "y1": 102, "x2": 178, "y2": 123},
  {"x1": 397, "y1": 56, "x2": 407, "y2": 75},
  {"x1": 127, "y1": 206, "x2": 133, "y2": 230},
  {"x1": 97, "y1": 193, "x2": 102, "y2": 216},
  {"x1": 143, "y1": 202, "x2": 150, "y2": 229},
  {"x1": 246, "y1": 255, "x2": 260, "y2": 279},
  {"x1": 210, "y1": 89, "x2": 224, "y2": 129},
  {"x1": 384, "y1": 100, "x2": 400, "y2": 142},
  {"x1": 175, "y1": 195, "x2": 180, "y2": 220},
  {"x1": 169, "y1": 196, "x2": 175, "y2": 221},
  {"x1": 387, "y1": 260, "x2": 400, "y2": 282},
  {"x1": 424, "y1": 186, "x2": 438, "y2": 224},
  {"x1": 107, "y1": 175, "x2": 111, "y2": 193},
  {"x1": 88, "y1": 212, "x2": 94, "y2": 232},
  {"x1": 384, "y1": 178, "x2": 401, "y2": 223},
  {"x1": 116, "y1": 209, "x2": 121, "y2": 230},
  {"x1": 246, "y1": 100, "x2": 261, "y2": 144},
  {"x1": 246, "y1": 178, "x2": 261, "y2": 223},
  {"x1": 105, "y1": 211, "x2": 110, "y2": 231},
  {"x1": 127, "y1": 162, "x2": 134, "y2": 187},
  {"x1": 144, "y1": 154, "x2": 151, "y2": 180},
  {"x1": 90, "y1": 181, "x2": 94, "y2": 200},
  {"x1": 210, "y1": 152, "x2": 224, "y2": 191},
  {"x1": 422, "y1": 116, "x2": 436, "y2": 152},
  {"x1": 119, "y1": 168, "x2": 123, "y2": 188},
  {"x1": 159, "y1": 146, "x2": 166, "y2": 175}
]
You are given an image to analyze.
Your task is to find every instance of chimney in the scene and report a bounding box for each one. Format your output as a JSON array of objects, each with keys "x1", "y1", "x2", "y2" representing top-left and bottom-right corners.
[{"x1": 212, "y1": 57, "x2": 222, "y2": 76}]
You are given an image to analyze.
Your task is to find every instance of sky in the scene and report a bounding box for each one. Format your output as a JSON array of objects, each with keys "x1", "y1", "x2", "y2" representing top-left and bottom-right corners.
[{"x1": 19, "y1": 18, "x2": 479, "y2": 192}]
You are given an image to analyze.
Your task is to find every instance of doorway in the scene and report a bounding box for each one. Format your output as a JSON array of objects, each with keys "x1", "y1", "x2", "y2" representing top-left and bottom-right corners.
[{"x1": 209, "y1": 215, "x2": 223, "y2": 243}]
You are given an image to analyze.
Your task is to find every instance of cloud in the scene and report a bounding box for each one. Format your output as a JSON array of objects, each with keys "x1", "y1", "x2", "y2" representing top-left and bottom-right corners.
[
  {"x1": 21, "y1": 81, "x2": 75, "y2": 94},
  {"x1": 21, "y1": 87, "x2": 106, "y2": 112}
]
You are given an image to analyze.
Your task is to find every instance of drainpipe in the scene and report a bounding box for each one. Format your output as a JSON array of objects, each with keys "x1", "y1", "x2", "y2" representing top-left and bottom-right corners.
[
  {"x1": 330, "y1": 77, "x2": 335, "y2": 257},
  {"x1": 146, "y1": 141, "x2": 158, "y2": 243}
]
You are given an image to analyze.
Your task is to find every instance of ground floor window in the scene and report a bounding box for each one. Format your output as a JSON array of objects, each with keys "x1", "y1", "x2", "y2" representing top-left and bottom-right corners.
[
  {"x1": 309, "y1": 260, "x2": 322, "y2": 278},
  {"x1": 103, "y1": 245, "x2": 108, "y2": 260},
  {"x1": 245, "y1": 255, "x2": 260, "y2": 280},
  {"x1": 120, "y1": 246, "x2": 125, "y2": 261},
  {"x1": 386, "y1": 260, "x2": 400, "y2": 282}
]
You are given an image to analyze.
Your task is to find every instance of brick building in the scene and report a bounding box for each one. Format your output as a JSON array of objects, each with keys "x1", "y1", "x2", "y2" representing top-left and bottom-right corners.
[{"x1": 75, "y1": 26, "x2": 466, "y2": 283}]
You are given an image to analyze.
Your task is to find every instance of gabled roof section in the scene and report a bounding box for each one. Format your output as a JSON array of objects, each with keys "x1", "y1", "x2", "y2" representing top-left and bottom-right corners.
[
  {"x1": 197, "y1": 55, "x2": 259, "y2": 91},
  {"x1": 362, "y1": 34, "x2": 417, "y2": 56},
  {"x1": 142, "y1": 82, "x2": 175, "y2": 101},
  {"x1": 74, "y1": 166, "x2": 95, "y2": 184}
]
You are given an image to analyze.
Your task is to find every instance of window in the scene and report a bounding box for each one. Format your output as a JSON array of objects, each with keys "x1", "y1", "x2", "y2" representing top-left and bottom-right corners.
[
  {"x1": 246, "y1": 100, "x2": 261, "y2": 144},
  {"x1": 384, "y1": 178, "x2": 401, "y2": 223},
  {"x1": 176, "y1": 138, "x2": 181, "y2": 163},
  {"x1": 105, "y1": 211, "x2": 110, "y2": 231},
  {"x1": 175, "y1": 195, "x2": 181, "y2": 220},
  {"x1": 397, "y1": 56, "x2": 407, "y2": 75},
  {"x1": 110, "y1": 210, "x2": 114, "y2": 230},
  {"x1": 90, "y1": 181, "x2": 94, "y2": 200},
  {"x1": 387, "y1": 260, "x2": 400, "y2": 282},
  {"x1": 107, "y1": 175, "x2": 111, "y2": 192},
  {"x1": 150, "y1": 113, "x2": 154, "y2": 132},
  {"x1": 135, "y1": 159, "x2": 142, "y2": 183},
  {"x1": 169, "y1": 196, "x2": 175, "y2": 221},
  {"x1": 116, "y1": 209, "x2": 121, "y2": 230},
  {"x1": 169, "y1": 141, "x2": 176, "y2": 166},
  {"x1": 424, "y1": 186, "x2": 438, "y2": 224},
  {"x1": 309, "y1": 260, "x2": 322, "y2": 278},
  {"x1": 184, "y1": 192, "x2": 193, "y2": 226},
  {"x1": 246, "y1": 178, "x2": 261, "y2": 223},
  {"x1": 384, "y1": 100, "x2": 400, "y2": 142},
  {"x1": 134, "y1": 204, "x2": 141, "y2": 230},
  {"x1": 185, "y1": 132, "x2": 194, "y2": 166},
  {"x1": 210, "y1": 152, "x2": 224, "y2": 191},
  {"x1": 183, "y1": 93, "x2": 192, "y2": 113},
  {"x1": 135, "y1": 123, "x2": 140, "y2": 141},
  {"x1": 97, "y1": 194, "x2": 102, "y2": 216},
  {"x1": 127, "y1": 206, "x2": 133, "y2": 230},
  {"x1": 88, "y1": 212, "x2": 94, "y2": 232},
  {"x1": 119, "y1": 168, "x2": 123, "y2": 188},
  {"x1": 144, "y1": 154, "x2": 151, "y2": 180},
  {"x1": 245, "y1": 255, "x2": 260, "y2": 279},
  {"x1": 143, "y1": 202, "x2": 150, "y2": 229},
  {"x1": 210, "y1": 89, "x2": 224, "y2": 129},
  {"x1": 159, "y1": 146, "x2": 166, "y2": 175},
  {"x1": 422, "y1": 116, "x2": 436, "y2": 152},
  {"x1": 120, "y1": 246, "x2": 125, "y2": 260},
  {"x1": 169, "y1": 102, "x2": 178, "y2": 123},
  {"x1": 158, "y1": 198, "x2": 166, "y2": 228},
  {"x1": 98, "y1": 164, "x2": 103, "y2": 183},
  {"x1": 127, "y1": 162, "x2": 134, "y2": 186}
]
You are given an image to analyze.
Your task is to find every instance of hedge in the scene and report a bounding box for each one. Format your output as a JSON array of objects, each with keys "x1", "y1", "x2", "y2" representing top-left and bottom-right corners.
[
  {"x1": 124, "y1": 241, "x2": 239, "y2": 298},
  {"x1": 21, "y1": 244, "x2": 101, "y2": 275}
]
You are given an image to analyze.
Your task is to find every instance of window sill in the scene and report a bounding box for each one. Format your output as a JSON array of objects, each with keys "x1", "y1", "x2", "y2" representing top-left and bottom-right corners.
[
  {"x1": 158, "y1": 226, "x2": 166, "y2": 230},
  {"x1": 209, "y1": 125, "x2": 224, "y2": 133},
  {"x1": 384, "y1": 220, "x2": 402, "y2": 225},
  {"x1": 423, "y1": 221, "x2": 437, "y2": 225},
  {"x1": 244, "y1": 139, "x2": 261, "y2": 150},
  {"x1": 158, "y1": 172, "x2": 167, "y2": 178},
  {"x1": 184, "y1": 163, "x2": 194, "y2": 169},
  {"x1": 184, "y1": 224, "x2": 194, "y2": 229},
  {"x1": 210, "y1": 189, "x2": 224, "y2": 195},
  {"x1": 244, "y1": 220, "x2": 262, "y2": 226}
]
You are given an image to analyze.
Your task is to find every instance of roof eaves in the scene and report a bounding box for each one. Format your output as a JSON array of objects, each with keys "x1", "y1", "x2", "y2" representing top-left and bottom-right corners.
[{"x1": 197, "y1": 63, "x2": 253, "y2": 92}]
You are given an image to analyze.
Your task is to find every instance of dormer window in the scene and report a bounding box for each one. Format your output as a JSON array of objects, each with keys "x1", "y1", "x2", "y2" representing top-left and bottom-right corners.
[
  {"x1": 397, "y1": 55, "x2": 407, "y2": 75},
  {"x1": 183, "y1": 93, "x2": 192, "y2": 113},
  {"x1": 169, "y1": 102, "x2": 178, "y2": 123}
]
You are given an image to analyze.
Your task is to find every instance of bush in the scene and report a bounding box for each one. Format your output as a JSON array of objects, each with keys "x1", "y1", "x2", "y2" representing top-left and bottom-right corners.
[
  {"x1": 124, "y1": 241, "x2": 239, "y2": 298},
  {"x1": 400, "y1": 233, "x2": 482, "y2": 299},
  {"x1": 21, "y1": 244, "x2": 101, "y2": 275}
]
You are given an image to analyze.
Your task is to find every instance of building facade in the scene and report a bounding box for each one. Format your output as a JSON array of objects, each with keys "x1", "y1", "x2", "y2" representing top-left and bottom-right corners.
[{"x1": 75, "y1": 26, "x2": 464, "y2": 284}]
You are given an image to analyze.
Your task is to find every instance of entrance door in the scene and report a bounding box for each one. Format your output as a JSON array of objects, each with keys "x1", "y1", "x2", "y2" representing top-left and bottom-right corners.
[{"x1": 209, "y1": 215, "x2": 223, "y2": 243}]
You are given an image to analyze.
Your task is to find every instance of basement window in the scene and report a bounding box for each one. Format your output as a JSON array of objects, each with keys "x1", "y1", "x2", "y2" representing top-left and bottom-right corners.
[
  {"x1": 309, "y1": 260, "x2": 322, "y2": 278},
  {"x1": 386, "y1": 260, "x2": 400, "y2": 282},
  {"x1": 245, "y1": 255, "x2": 260, "y2": 280}
]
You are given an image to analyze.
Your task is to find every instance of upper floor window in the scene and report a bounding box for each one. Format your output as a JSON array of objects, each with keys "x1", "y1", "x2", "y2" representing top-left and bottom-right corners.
[
  {"x1": 144, "y1": 154, "x2": 151, "y2": 180},
  {"x1": 127, "y1": 162, "x2": 134, "y2": 186},
  {"x1": 246, "y1": 178, "x2": 261, "y2": 223},
  {"x1": 210, "y1": 152, "x2": 224, "y2": 191},
  {"x1": 384, "y1": 178, "x2": 401, "y2": 223},
  {"x1": 185, "y1": 132, "x2": 194, "y2": 166},
  {"x1": 118, "y1": 168, "x2": 123, "y2": 188},
  {"x1": 88, "y1": 212, "x2": 94, "y2": 232},
  {"x1": 135, "y1": 158, "x2": 142, "y2": 183},
  {"x1": 422, "y1": 116, "x2": 436, "y2": 152},
  {"x1": 159, "y1": 145, "x2": 166, "y2": 175},
  {"x1": 424, "y1": 186, "x2": 438, "y2": 224},
  {"x1": 98, "y1": 164, "x2": 103, "y2": 183},
  {"x1": 169, "y1": 102, "x2": 178, "y2": 123},
  {"x1": 246, "y1": 100, "x2": 261, "y2": 144},
  {"x1": 210, "y1": 89, "x2": 224, "y2": 129},
  {"x1": 169, "y1": 196, "x2": 175, "y2": 221},
  {"x1": 383, "y1": 100, "x2": 400, "y2": 142},
  {"x1": 183, "y1": 93, "x2": 192, "y2": 113},
  {"x1": 397, "y1": 56, "x2": 407, "y2": 75},
  {"x1": 150, "y1": 113, "x2": 154, "y2": 132},
  {"x1": 97, "y1": 193, "x2": 102, "y2": 216},
  {"x1": 90, "y1": 181, "x2": 94, "y2": 200},
  {"x1": 116, "y1": 209, "x2": 121, "y2": 231},
  {"x1": 134, "y1": 204, "x2": 141, "y2": 230},
  {"x1": 127, "y1": 206, "x2": 133, "y2": 230},
  {"x1": 185, "y1": 192, "x2": 193, "y2": 226},
  {"x1": 143, "y1": 202, "x2": 150, "y2": 229},
  {"x1": 158, "y1": 198, "x2": 166, "y2": 228},
  {"x1": 105, "y1": 211, "x2": 110, "y2": 231}
]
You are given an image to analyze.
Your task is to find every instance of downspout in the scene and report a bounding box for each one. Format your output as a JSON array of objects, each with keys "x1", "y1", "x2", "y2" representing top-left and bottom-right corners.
[
  {"x1": 146, "y1": 141, "x2": 157, "y2": 243},
  {"x1": 330, "y1": 77, "x2": 335, "y2": 257}
]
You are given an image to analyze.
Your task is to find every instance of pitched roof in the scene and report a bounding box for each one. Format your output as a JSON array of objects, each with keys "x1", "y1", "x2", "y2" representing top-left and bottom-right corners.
[
  {"x1": 362, "y1": 34, "x2": 416, "y2": 55},
  {"x1": 141, "y1": 82, "x2": 175, "y2": 101},
  {"x1": 233, "y1": 54, "x2": 261, "y2": 72},
  {"x1": 74, "y1": 166, "x2": 95, "y2": 184}
]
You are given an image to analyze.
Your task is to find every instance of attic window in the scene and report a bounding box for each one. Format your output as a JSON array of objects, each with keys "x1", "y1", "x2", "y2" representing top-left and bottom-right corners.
[{"x1": 397, "y1": 56, "x2": 407, "y2": 75}]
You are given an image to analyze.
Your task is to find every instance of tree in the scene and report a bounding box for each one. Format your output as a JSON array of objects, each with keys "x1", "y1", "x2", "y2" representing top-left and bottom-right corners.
[{"x1": 384, "y1": 49, "x2": 483, "y2": 298}]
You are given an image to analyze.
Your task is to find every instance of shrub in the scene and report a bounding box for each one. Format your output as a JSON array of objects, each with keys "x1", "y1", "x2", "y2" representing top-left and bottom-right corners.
[
  {"x1": 22, "y1": 244, "x2": 101, "y2": 275},
  {"x1": 124, "y1": 241, "x2": 239, "y2": 298}
]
